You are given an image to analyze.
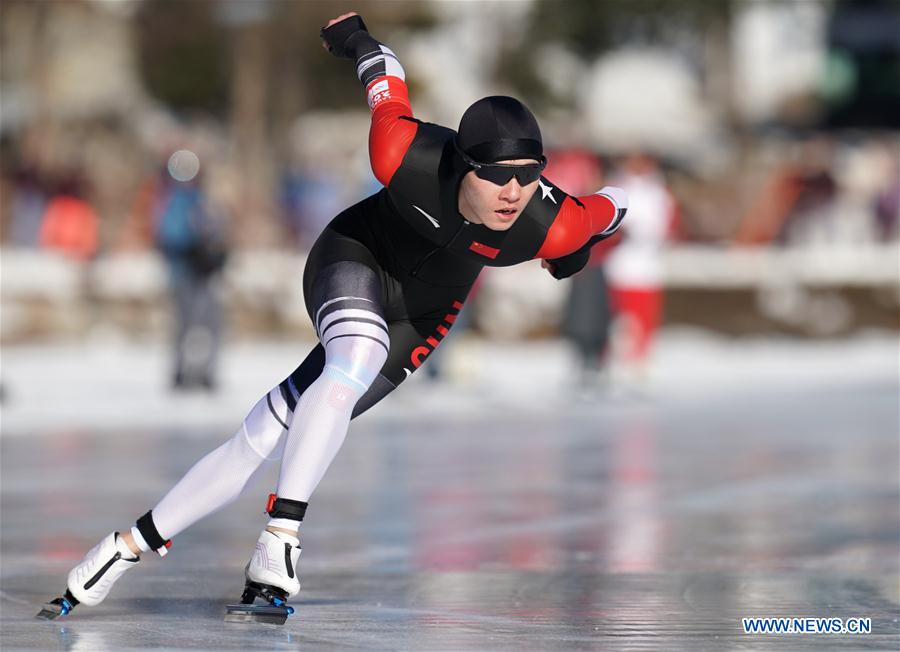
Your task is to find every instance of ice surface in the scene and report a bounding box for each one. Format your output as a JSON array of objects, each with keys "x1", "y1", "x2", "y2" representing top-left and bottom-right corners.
[{"x1": 1, "y1": 333, "x2": 898, "y2": 650}]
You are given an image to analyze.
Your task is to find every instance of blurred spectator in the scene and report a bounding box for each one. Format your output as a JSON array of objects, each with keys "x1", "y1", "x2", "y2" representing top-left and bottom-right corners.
[
  {"x1": 155, "y1": 163, "x2": 229, "y2": 391},
  {"x1": 564, "y1": 239, "x2": 619, "y2": 389},
  {"x1": 873, "y1": 159, "x2": 899, "y2": 240},
  {"x1": 736, "y1": 138, "x2": 838, "y2": 246},
  {"x1": 39, "y1": 176, "x2": 99, "y2": 261},
  {"x1": 544, "y1": 149, "x2": 618, "y2": 389},
  {"x1": 280, "y1": 166, "x2": 344, "y2": 249},
  {"x1": 606, "y1": 153, "x2": 678, "y2": 381},
  {"x1": 8, "y1": 168, "x2": 49, "y2": 247}
]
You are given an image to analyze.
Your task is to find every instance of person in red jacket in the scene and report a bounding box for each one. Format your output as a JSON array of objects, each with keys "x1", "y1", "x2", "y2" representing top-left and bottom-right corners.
[{"x1": 41, "y1": 12, "x2": 628, "y2": 624}]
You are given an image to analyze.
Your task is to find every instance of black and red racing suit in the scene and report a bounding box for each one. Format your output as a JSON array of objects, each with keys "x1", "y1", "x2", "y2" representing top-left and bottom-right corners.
[{"x1": 277, "y1": 25, "x2": 625, "y2": 416}]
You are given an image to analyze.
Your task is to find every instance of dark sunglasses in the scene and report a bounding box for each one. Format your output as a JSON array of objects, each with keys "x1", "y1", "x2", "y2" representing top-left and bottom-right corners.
[{"x1": 455, "y1": 143, "x2": 546, "y2": 186}]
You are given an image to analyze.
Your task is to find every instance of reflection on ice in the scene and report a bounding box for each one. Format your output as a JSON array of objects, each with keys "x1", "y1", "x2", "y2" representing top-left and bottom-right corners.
[{"x1": 2, "y1": 343, "x2": 898, "y2": 650}]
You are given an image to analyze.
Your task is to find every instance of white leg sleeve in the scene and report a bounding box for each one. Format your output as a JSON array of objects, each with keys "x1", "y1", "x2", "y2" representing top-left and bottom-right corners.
[
  {"x1": 151, "y1": 388, "x2": 290, "y2": 540},
  {"x1": 275, "y1": 308, "x2": 389, "y2": 503}
]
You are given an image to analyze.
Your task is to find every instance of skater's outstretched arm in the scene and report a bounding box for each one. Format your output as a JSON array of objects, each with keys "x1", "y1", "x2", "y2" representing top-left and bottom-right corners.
[
  {"x1": 321, "y1": 12, "x2": 417, "y2": 186},
  {"x1": 537, "y1": 186, "x2": 629, "y2": 279}
]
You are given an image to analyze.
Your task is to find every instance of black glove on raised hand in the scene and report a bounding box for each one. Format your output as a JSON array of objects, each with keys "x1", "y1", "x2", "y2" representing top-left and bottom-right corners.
[{"x1": 321, "y1": 14, "x2": 370, "y2": 59}]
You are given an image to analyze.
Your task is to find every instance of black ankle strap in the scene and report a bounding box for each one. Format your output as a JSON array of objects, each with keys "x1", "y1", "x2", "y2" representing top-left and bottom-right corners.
[
  {"x1": 136, "y1": 510, "x2": 172, "y2": 556},
  {"x1": 266, "y1": 494, "x2": 307, "y2": 522}
]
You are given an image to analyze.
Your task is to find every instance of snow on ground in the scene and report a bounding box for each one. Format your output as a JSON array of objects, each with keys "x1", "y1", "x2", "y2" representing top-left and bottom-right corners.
[{"x1": 1, "y1": 330, "x2": 897, "y2": 435}]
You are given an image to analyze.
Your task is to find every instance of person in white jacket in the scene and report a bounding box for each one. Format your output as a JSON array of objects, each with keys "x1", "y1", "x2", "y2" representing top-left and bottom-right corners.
[{"x1": 606, "y1": 153, "x2": 677, "y2": 380}]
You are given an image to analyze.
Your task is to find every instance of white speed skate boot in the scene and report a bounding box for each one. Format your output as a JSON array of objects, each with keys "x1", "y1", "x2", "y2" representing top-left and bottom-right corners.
[
  {"x1": 37, "y1": 532, "x2": 139, "y2": 619},
  {"x1": 225, "y1": 529, "x2": 301, "y2": 625}
]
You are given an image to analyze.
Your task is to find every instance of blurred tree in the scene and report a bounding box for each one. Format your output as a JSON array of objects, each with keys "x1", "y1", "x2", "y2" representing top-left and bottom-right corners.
[
  {"x1": 823, "y1": 0, "x2": 900, "y2": 128},
  {"x1": 498, "y1": 0, "x2": 733, "y2": 111},
  {"x1": 132, "y1": 0, "x2": 437, "y2": 119},
  {"x1": 268, "y1": 1, "x2": 437, "y2": 125},
  {"x1": 135, "y1": 0, "x2": 437, "y2": 245},
  {"x1": 268, "y1": 8, "x2": 435, "y2": 160},
  {"x1": 136, "y1": 0, "x2": 229, "y2": 114}
]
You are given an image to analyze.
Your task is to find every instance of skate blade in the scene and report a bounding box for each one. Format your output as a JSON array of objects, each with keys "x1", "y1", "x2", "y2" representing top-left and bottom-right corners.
[
  {"x1": 224, "y1": 603, "x2": 292, "y2": 625},
  {"x1": 35, "y1": 602, "x2": 66, "y2": 620}
]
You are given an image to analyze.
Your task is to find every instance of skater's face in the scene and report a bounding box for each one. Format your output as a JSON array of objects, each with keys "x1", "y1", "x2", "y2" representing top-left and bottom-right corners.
[{"x1": 458, "y1": 159, "x2": 541, "y2": 231}]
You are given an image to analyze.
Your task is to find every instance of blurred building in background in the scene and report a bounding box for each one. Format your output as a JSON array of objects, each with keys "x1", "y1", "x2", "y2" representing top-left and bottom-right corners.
[{"x1": 1, "y1": 0, "x2": 897, "y2": 345}]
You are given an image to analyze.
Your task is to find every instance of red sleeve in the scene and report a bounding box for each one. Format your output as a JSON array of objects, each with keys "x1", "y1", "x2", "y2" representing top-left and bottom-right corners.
[
  {"x1": 367, "y1": 76, "x2": 418, "y2": 187},
  {"x1": 535, "y1": 193, "x2": 617, "y2": 259}
]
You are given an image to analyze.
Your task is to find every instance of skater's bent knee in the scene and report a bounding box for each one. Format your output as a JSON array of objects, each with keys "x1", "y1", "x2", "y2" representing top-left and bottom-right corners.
[
  {"x1": 323, "y1": 339, "x2": 388, "y2": 390},
  {"x1": 321, "y1": 322, "x2": 389, "y2": 390}
]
